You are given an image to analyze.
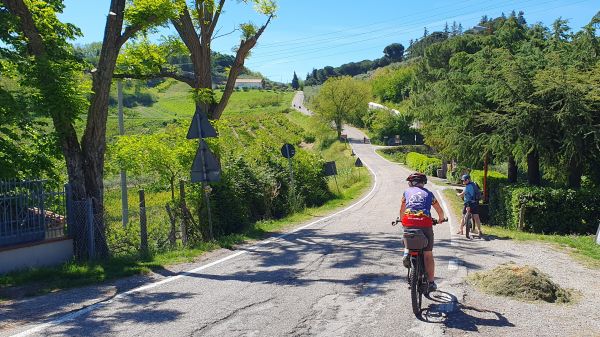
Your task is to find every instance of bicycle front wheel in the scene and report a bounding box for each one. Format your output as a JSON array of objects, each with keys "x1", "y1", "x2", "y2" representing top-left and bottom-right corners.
[{"x1": 465, "y1": 213, "x2": 472, "y2": 239}]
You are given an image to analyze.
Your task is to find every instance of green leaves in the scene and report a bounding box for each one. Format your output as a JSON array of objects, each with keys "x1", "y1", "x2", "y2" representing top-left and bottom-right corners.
[
  {"x1": 313, "y1": 76, "x2": 372, "y2": 134},
  {"x1": 117, "y1": 37, "x2": 168, "y2": 75},
  {"x1": 124, "y1": 0, "x2": 178, "y2": 32}
]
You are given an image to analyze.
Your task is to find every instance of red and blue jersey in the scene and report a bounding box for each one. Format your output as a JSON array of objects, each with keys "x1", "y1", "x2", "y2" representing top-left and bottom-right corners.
[{"x1": 402, "y1": 186, "x2": 436, "y2": 228}]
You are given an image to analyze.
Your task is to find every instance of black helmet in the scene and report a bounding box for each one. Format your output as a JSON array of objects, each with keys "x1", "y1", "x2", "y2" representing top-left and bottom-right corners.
[{"x1": 407, "y1": 172, "x2": 427, "y2": 185}]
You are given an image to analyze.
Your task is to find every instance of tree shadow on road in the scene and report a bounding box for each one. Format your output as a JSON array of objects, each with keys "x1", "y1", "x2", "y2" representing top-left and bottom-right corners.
[
  {"x1": 43, "y1": 291, "x2": 193, "y2": 336},
  {"x1": 419, "y1": 290, "x2": 514, "y2": 332}
]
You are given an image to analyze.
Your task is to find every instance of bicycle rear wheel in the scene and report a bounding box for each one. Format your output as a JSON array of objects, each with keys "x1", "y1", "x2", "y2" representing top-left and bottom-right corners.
[{"x1": 410, "y1": 257, "x2": 421, "y2": 316}]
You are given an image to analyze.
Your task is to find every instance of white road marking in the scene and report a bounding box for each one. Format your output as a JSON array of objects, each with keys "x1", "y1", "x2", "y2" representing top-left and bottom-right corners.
[
  {"x1": 295, "y1": 238, "x2": 316, "y2": 245},
  {"x1": 11, "y1": 139, "x2": 379, "y2": 337}
]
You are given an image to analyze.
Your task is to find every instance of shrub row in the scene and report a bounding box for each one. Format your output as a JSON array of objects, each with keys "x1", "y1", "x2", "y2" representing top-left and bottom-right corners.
[
  {"x1": 405, "y1": 152, "x2": 442, "y2": 176},
  {"x1": 379, "y1": 145, "x2": 432, "y2": 163},
  {"x1": 489, "y1": 185, "x2": 600, "y2": 235}
]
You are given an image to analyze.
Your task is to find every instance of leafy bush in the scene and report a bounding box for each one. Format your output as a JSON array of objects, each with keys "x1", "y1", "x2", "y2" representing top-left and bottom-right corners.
[
  {"x1": 405, "y1": 152, "x2": 442, "y2": 176},
  {"x1": 490, "y1": 186, "x2": 600, "y2": 235},
  {"x1": 470, "y1": 169, "x2": 507, "y2": 203},
  {"x1": 378, "y1": 145, "x2": 432, "y2": 163}
]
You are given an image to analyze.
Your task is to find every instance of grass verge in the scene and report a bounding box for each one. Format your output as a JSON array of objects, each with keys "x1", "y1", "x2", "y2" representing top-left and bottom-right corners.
[{"x1": 441, "y1": 189, "x2": 600, "y2": 267}]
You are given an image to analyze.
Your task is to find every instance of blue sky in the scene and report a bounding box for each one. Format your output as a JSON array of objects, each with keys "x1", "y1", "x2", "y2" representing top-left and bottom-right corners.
[{"x1": 60, "y1": 0, "x2": 598, "y2": 82}]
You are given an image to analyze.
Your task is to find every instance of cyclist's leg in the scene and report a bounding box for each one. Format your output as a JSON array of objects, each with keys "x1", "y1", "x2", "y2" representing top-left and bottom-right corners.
[
  {"x1": 422, "y1": 227, "x2": 435, "y2": 282},
  {"x1": 471, "y1": 203, "x2": 483, "y2": 235}
]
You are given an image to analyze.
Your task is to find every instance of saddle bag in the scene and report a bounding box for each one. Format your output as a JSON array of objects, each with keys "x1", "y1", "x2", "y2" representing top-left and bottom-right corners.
[{"x1": 403, "y1": 229, "x2": 429, "y2": 250}]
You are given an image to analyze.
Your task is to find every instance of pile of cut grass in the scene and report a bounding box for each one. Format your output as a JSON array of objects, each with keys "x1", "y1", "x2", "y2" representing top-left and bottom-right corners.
[{"x1": 468, "y1": 262, "x2": 575, "y2": 303}]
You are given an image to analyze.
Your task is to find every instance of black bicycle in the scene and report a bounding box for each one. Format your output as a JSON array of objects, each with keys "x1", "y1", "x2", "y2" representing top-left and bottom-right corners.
[
  {"x1": 393, "y1": 217, "x2": 447, "y2": 316},
  {"x1": 464, "y1": 211, "x2": 473, "y2": 239}
]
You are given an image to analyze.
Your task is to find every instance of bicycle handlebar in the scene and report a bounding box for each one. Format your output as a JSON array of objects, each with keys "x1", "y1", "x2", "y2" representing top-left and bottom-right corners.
[{"x1": 392, "y1": 217, "x2": 448, "y2": 226}]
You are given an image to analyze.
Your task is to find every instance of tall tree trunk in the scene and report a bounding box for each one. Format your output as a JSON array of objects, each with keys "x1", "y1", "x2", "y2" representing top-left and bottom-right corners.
[
  {"x1": 527, "y1": 150, "x2": 541, "y2": 186},
  {"x1": 507, "y1": 155, "x2": 518, "y2": 184},
  {"x1": 567, "y1": 158, "x2": 583, "y2": 189}
]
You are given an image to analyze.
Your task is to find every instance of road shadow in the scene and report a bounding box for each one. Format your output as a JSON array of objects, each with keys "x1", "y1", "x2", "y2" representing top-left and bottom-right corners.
[
  {"x1": 419, "y1": 290, "x2": 514, "y2": 332},
  {"x1": 45, "y1": 291, "x2": 193, "y2": 336}
]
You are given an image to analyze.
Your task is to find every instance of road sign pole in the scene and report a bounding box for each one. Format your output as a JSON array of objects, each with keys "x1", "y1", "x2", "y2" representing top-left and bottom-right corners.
[
  {"x1": 196, "y1": 112, "x2": 214, "y2": 240},
  {"x1": 196, "y1": 113, "x2": 214, "y2": 240}
]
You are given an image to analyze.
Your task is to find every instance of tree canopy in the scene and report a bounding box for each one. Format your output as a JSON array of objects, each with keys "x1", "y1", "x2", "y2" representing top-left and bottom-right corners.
[{"x1": 313, "y1": 76, "x2": 372, "y2": 138}]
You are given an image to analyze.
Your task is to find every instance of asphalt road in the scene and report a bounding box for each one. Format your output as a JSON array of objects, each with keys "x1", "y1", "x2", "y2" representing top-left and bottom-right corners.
[
  {"x1": 291, "y1": 91, "x2": 313, "y2": 116},
  {"x1": 6, "y1": 123, "x2": 470, "y2": 337}
]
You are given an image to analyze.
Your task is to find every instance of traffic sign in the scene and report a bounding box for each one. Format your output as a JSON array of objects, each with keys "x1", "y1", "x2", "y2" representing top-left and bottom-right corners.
[
  {"x1": 187, "y1": 112, "x2": 217, "y2": 139},
  {"x1": 281, "y1": 143, "x2": 296, "y2": 159},
  {"x1": 191, "y1": 141, "x2": 221, "y2": 183},
  {"x1": 355, "y1": 158, "x2": 363, "y2": 167},
  {"x1": 323, "y1": 161, "x2": 337, "y2": 176}
]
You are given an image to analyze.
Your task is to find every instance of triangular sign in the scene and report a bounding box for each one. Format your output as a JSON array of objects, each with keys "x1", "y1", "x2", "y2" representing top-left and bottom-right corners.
[
  {"x1": 354, "y1": 157, "x2": 363, "y2": 167},
  {"x1": 191, "y1": 141, "x2": 221, "y2": 183},
  {"x1": 187, "y1": 112, "x2": 217, "y2": 139}
]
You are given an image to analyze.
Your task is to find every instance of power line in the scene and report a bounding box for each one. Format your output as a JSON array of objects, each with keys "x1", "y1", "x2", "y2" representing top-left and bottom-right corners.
[
  {"x1": 255, "y1": 0, "x2": 490, "y2": 49},
  {"x1": 247, "y1": 0, "x2": 593, "y2": 68},
  {"x1": 248, "y1": 0, "x2": 563, "y2": 62}
]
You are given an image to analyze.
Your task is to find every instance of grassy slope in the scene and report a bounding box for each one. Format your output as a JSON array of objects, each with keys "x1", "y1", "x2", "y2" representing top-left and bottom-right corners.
[
  {"x1": 0, "y1": 88, "x2": 372, "y2": 297},
  {"x1": 441, "y1": 189, "x2": 600, "y2": 268}
]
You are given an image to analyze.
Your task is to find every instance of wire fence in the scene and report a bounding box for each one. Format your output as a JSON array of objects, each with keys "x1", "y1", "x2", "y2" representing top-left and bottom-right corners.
[{"x1": 104, "y1": 180, "x2": 193, "y2": 257}]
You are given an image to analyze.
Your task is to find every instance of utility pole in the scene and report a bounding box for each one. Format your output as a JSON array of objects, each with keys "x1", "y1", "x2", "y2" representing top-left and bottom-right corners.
[{"x1": 118, "y1": 80, "x2": 129, "y2": 227}]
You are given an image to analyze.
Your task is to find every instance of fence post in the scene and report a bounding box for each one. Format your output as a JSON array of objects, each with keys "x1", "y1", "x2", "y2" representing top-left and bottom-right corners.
[
  {"x1": 179, "y1": 180, "x2": 188, "y2": 246},
  {"x1": 65, "y1": 184, "x2": 72, "y2": 237},
  {"x1": 86, "y1": 198, "x2": 95, "y2": 260},
  {"x1": 139, "y1": 189, "x2": 149, "y2": 256}
]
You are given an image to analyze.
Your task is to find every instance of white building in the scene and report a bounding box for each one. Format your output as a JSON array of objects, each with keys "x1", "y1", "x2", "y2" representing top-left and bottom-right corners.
[{"x1": 234, "y1": 78, "x2": 264, "y2": 89}]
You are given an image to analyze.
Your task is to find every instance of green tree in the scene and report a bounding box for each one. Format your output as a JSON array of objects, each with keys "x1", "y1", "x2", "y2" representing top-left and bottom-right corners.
[
  {"x1": 1, "y1": 0, "x2": 176, "y2": 258},
  {"x1": 108, "y1": 125, "x2": 195, "y2": 200},
  {"x1": 291, "y1": 71, "x2": 300, "y2": 90},
  {"x1": 115, "y1": 0, "x2": 277, "y2": 120},
  {"x1": 383, "y1": 43, "x2": 405, "y2": 62},
  {"x1": 313, "y1": 77, "x2": 371, "y2": 138}
]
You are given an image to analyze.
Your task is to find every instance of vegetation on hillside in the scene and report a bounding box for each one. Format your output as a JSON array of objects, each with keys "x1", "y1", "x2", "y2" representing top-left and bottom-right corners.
[{"x1": 304, "y1": 42, "x2": 405, "y2": 86}]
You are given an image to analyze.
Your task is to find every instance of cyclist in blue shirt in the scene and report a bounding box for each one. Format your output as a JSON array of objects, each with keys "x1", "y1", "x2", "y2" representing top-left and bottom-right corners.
[{"x1": 456, "y1": 174, "x2": 483, "y2": 236}]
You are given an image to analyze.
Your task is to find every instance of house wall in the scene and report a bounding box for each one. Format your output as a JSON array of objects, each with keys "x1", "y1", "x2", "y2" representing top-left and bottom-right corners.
[
  {"x1": 0, "y1": 238, "x2": 73, "y2": 274},
  {"x1": 235, "y1": 82, "x2": 263, "y2": 89}
]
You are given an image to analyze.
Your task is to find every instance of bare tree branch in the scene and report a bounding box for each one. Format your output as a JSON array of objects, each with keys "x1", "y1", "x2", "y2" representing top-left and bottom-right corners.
[
  {"x1": 212, "y1": 27, "x2": 239, "y2": 41},
  {"x1": 113, "y1": 69, "x2": 195, "y2": 87},
  {"x1": 208, "y1": 0, "x2": 226, "y2": 37},
  {"x1": 213, "y1": 14, "x2": 274, "y2": 119}
]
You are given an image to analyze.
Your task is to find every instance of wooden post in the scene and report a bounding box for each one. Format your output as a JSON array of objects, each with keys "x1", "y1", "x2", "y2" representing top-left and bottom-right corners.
[
  {"x1": 86, "y1": 199, "x2": 95, "y2": 260},
  {"x1": 139, "y1": 189, "x2": 148, "y2": 256},
  {"x1": 165, "y1": 204, "x2": 177, "y2": 248},
  {"x1": 483, "y1": 154, "x2": 489, "y2": 203},
  {"x1": 179, "y1": 180, "x2": 188, "y2": 246}
]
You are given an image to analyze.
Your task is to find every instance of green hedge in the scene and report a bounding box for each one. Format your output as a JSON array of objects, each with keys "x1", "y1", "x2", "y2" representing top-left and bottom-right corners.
[
  {"x1": 490, "y1": 186, "x2": 600, "y2": 235},
  {"x1": 405, "y1": 152, "x2": 442, "y2": 176},
  {"x1": 378, "y1": 145, "x2": 432, "y2": 163}
]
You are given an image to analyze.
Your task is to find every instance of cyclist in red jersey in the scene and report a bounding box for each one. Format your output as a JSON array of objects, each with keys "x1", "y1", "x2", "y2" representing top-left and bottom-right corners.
[{"x1": 400, "y1": 172, "x2": 446, "y2": 291}]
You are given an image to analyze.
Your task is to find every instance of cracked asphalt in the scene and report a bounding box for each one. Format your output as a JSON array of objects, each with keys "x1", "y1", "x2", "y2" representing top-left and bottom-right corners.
[{"x1": 4, "y1": 125, "x2": 468, "y2": 337}]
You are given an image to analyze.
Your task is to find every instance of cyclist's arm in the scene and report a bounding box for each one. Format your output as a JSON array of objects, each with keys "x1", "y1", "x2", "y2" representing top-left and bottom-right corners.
[
  {"x1": 432, "y1": 198, "x2": 445, "y2": 222},
  {"x1": 399, "y1": 196, "x2": 406, "y2": 217}
]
